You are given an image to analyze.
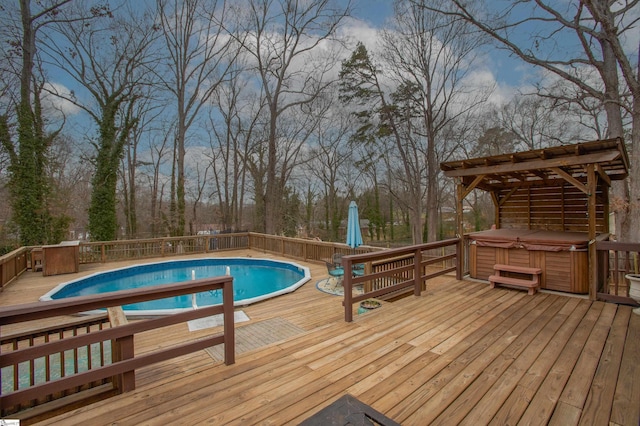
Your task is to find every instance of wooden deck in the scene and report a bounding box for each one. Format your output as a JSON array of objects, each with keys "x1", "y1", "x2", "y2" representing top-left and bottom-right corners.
[{"x1": 1, "y1": 251, "x2": 639, "y2": 425}]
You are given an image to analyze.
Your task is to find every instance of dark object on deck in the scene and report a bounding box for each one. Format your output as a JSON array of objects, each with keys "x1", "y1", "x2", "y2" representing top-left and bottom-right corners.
[
  {"x1": 326, "y1": 260, "x2": 345, "y2": 285},
  {"x1": 299, "y1": 394, "x2": 401, "y2": 426}
]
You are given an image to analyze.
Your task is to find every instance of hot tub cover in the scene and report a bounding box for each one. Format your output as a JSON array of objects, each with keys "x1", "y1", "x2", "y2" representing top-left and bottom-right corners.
[{"x1": 469, "y1": 229, "x2": 589, "y2": 251}]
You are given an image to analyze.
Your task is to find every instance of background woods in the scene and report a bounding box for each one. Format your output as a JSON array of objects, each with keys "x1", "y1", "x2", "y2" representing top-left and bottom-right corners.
[{"x1": 0, "y1": 0, "x2": 637, "y2": 250}]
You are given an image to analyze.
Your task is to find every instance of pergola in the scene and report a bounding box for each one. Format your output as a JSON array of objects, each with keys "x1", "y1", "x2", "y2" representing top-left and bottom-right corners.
[{"x1": 440, "y1": 137, "x2": 629, "y2": 298}]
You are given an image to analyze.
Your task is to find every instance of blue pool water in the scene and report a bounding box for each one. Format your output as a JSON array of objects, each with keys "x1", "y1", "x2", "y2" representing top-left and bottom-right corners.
[{"x1": 40, "y1": 258, "x2": 310, "y2": 315}]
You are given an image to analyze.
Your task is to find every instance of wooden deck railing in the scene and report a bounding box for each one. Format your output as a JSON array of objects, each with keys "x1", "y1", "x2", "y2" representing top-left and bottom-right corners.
[
  {"x1": 1, "y1": 314, "x2": 114, "y2": 416},
  {"x1": 72, "y1": 233, "x2": 380, "y2": 266},
  {"x1": 341, "y1": 238, "x2": 461, "y2": 322},
  {"x1": 0, "y1": 276, "x2": 235, "y2": 418},
  {"x1": 596, "y1": 240, "x2": 640, "y2": 305},
  {"x1": 4, "y1": 233, "x2": 639, "y2": 308},
  {"x1": 0, "y1": 233, "x2": 383, "y2": 286},
  {"x1": 76, "y1": 233, "x2": 251, "y2": 264},
  {"x1": 247, "y1": 233, "x2": 381, "y2": 262},
  {"x1": 0, "y1": 247, "x2": 29, "y2": 291}
]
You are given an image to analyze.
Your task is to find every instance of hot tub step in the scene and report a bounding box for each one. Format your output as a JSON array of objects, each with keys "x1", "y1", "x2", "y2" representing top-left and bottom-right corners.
[{"x1": 489, "y1": 264, "x2": 542, "y2": 295}]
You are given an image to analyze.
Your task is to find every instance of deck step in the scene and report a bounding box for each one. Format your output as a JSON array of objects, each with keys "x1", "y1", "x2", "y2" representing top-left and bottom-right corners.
[
  {"x1": 493, "y1": 263, "x2": 542, "y2": 275},
  {"x1": 489, "y1": 264, "x2": 542, "y2": 295}
]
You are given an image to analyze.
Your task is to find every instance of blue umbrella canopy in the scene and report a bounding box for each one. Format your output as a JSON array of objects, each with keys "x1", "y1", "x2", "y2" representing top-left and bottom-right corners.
[{"x1": 346, "y1": 201, "x2": 363, "y2": 250}]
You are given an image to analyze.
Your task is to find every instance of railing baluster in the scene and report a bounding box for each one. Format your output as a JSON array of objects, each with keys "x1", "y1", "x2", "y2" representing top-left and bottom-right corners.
[
  {"x1": 45, "y1": 334, "x2": 51, "y2": 382},
  {"x1": 12, "y1": 339, "x2": 19, "y2": 391},
  {"x1": 596, "y1": 241, "x2": 640, "y2": 302},
  {"x1": 73, "y1": 328, "x2": 79, "y2": 375},
  {"x1": 1, "y1": 277, "x2": 235, "y2": 417},
  {"x1": 29, "y1": 336, "x2": 36, "y2": 387},
  {"x1": 86, "y1": 325, "x2": 92, "y2": 371}
]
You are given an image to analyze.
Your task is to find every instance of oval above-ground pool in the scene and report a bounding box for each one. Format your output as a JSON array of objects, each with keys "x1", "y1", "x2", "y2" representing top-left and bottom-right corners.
[{"x1": 40, "y1": 258, "x2": 311, "y2": 316}]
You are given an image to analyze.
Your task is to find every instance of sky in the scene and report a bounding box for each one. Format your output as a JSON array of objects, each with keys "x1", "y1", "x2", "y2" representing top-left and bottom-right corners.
[
  {"x1": 353, "y1": 0, "x2": 394, "y2": 26},
  {"x1": 28, "y1": 0, "x2": 546, "y2": 175},
  {"x1": 36, "y1": 0, "x2": 542, "y2": 127},
  {"x1": 346, "y1": 0, "x2": 638, "y2": 107},
  {"x1": 30, "y1": 0, "x2": 640, "y2": 148},
  {"x1": 341, "y1": 0, "x2": 535, "y2": 105},
  {"x1": 8, "y1": 0, "x2": 637, "y2": 215},
  {"x1": 12, "y1": 0, "x2": 638, "y2": 127}
]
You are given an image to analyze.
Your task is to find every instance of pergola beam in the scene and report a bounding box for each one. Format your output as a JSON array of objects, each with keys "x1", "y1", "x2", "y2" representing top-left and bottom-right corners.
[
  {"x1": 443, "y1": 150, "x2": 620, "y2": 178},
  {"x1": 461, "y1": 174, "x2": 486, "y2": 199},
  {"x1": 549, "y1": 167, "x2": 589, "y2": 195}
]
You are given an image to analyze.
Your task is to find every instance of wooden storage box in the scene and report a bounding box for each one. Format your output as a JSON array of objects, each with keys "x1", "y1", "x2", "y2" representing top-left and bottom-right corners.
[{"x1": 42, "y1": 241, "x2": 80, "y2": 276}]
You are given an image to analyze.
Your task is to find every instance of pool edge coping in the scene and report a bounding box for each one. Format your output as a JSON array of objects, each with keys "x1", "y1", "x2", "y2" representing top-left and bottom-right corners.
[{"x1": 38, "y1": 257, "x2": 312, "y2": 316}]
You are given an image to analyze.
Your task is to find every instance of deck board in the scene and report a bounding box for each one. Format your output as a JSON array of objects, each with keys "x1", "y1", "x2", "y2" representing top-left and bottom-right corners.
[
  {"x1": 435, "y1": 298, "x2": 585, "y2": 425},
  {"x1": 611, "y1": 311, "x2": 640, "y2": 425},
  {"x1": 579, "y1": 306, "x2": 630, "y2": 425},
  {"x1": 459, "y1": 298, "x2": 590, "y2": 425},
  {"x1": 402, "y1": 296, "x2": 569, "y2": 424},
  {"x1": 1, "y1": 251, "x2": 638, "y2": 426}
]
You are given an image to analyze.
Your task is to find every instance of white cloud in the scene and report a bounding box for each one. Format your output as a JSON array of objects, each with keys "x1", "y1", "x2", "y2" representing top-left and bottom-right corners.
[
  {"x1": 338, "y1": 17, "x2": 382, "y2": 53},
  {"x1": 184, "y1": 145, "x2": 212, "y2": 169},
  {"x1": 461, "y1": 68, "x2": 503, "y2": 105},
  {"x1": 41, "y1": 82, "x2": 82, "y2": 118}
]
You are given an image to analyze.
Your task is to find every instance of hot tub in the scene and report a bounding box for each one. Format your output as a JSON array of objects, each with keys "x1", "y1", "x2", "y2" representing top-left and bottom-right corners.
[{"x1": 468, "y1": 229, "x2": 592, "y2": 294}]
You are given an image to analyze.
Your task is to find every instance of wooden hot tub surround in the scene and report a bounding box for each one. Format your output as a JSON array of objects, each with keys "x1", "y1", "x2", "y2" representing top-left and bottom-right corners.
[
  {"x1": 441, "y1": 137, "x2": 630, "y2": 299},
  {"x1": 469, "y1": 229, "x2": 591, "y2": 294}
]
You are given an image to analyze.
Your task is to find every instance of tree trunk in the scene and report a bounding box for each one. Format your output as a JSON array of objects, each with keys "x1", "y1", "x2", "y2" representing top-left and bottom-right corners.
[
  {"x1": 264, "y1": 103, "x2": 281, "y2": 234},
  {"x1": 599, "y1": 39, "x2": 629, "y2": 240},
  {"x1": 627, "y1": 42, "x2": 640, "y2": 242},
  {"x1": 425, "y1": 132, "x2": 439, "y2": 242},
  {"x1": 175, "y1": 107, "x2": 186, "y2": 236}
]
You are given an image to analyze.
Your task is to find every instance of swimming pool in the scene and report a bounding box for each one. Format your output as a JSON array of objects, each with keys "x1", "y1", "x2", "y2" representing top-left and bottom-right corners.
[{"x1": 40, "y1": 258, "x2": 311, "y2": 316}]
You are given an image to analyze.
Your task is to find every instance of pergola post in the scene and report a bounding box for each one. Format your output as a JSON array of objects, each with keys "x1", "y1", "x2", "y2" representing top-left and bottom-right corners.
[
  {"x1": 456, "y1": 178, "x2": 465, "y2": 274},
  {"x1": 587, "y1": 164, "x2": 598, "y2": 300}
]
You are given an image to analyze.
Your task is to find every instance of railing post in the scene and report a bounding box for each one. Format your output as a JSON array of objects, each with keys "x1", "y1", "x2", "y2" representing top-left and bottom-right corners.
[
  {"x1": 596, "y1": 245, "x2": 606, "y2": 294},
  {"x1": 112, "y1": 335, "x2": 135, "y2": 392},
  {"x1": 456, "y1": 238, "x2": 462, "y2": 280},
  {"x1": 107, "y1": 307, "x2": 135, "y2": 393},
  {"x1": 223, "y1": 279, "x2": 235, "y2": 365},
  {"x1": 344, "y1": 259, "x2": 353, "y2": 322},
  {"x1": 414, "y1": 248, "x2": 421, "y2": 296}
]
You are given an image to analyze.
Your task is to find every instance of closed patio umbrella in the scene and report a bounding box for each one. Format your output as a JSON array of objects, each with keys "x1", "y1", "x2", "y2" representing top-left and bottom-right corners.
[{"x1": 346, "y1": 200, "x2": 363, "y2": 251}]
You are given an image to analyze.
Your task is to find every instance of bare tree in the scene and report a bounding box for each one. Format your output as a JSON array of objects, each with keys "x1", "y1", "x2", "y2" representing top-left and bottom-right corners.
[
  {"x1": 381, "y1": 0, "x2": 491, "y2": 242},
  {"x1": 43, "y1": 3, "x2": 159, "y2": 241},
  {"x1": 0, "y1": 0, "x2": 110, "y2": 244},
  {"x1": 424, "y1": 0, "x2": 640, "y2": 241},
  {"x1": 499, "y1": 95, "x2": 591, "y2": 151},
  {"x1": 121, "y1": 95, "x2": 165, "y2": 238},
  {"x1": 186, "y1": 153, "x2": 212, "y2": 235},
  {"x1": 232, "y1": 0, "x2": 352, "y2": 234},
  {"x1": 207, "y1": 74, "x2": 262, "y2": 231},
  {"x1": 156, "y1": 0, "x2": 240, "y2": 236},
  {"x1": 306, "y1": 102, "x2": 356, "y2": 240},
  {"x1": 140, "y1": 123, "x2": 172, "y2": 237}
]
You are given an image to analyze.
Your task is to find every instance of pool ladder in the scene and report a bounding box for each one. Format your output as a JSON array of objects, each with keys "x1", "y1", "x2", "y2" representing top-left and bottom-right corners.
[{"x1": 191, "y1": 266, "x2": 231, "y2": 310}]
